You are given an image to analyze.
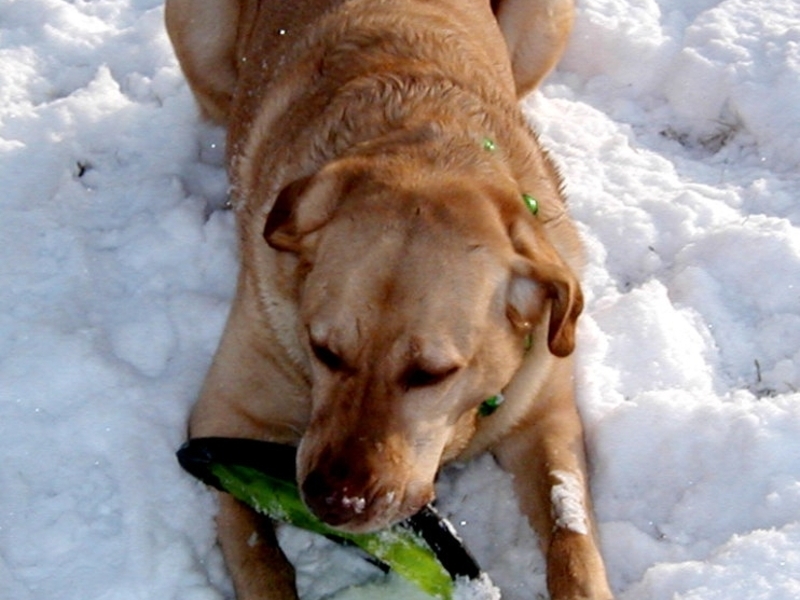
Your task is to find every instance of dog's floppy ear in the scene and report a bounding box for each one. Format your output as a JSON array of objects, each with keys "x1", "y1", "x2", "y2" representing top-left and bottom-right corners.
[
  {"x1": 507, "y1": 219, "x2": 583, "y2": 358},
  {"x1": 264, "y1": 162, "x2": 354, "y2": 253}
]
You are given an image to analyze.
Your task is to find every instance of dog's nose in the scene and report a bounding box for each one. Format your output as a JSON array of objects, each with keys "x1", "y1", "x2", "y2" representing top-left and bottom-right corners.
[{"x1": 301, "y1": 466, "x2": 370, "y2": 527}]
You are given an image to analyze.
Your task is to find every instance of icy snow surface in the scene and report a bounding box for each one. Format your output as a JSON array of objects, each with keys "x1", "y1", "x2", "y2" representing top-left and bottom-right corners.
[{"x1": 2, "y1": 0, "x2": 799, "y2": 599}]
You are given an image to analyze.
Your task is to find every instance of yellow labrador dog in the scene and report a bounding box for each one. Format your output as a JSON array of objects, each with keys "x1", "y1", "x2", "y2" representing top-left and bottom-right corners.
[{"x1": 166, "y1": 0, "x2": 612, "y2": 598}]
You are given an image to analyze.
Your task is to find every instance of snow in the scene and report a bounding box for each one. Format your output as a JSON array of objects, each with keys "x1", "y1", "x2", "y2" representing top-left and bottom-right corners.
[
  {"x1": 550, "y1": 470, "x2": 590, "y2": 536},
  {"x1": 1, "y1": 0, "x2": 799, "y2": 599}
]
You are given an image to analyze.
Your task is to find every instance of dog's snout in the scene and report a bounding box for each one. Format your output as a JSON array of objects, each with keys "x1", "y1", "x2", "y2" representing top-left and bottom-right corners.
[{"x1": 301, "y1": 465, "x2": 370, "y2": 527}]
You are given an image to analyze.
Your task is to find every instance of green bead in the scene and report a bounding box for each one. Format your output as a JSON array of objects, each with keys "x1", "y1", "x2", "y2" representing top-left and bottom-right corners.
[
  {"x1": 482, "y1": 137, "x2": 497, "y2": 152},
  {"x1": 522, "y1": 193, "x2": 539, "y2": 216},
  {"x1": 524, "y1": 333, "x2": 534, "y2": 352},
  {"x1": 479, "y1": 394, "x2": 505, "y2": 416}
]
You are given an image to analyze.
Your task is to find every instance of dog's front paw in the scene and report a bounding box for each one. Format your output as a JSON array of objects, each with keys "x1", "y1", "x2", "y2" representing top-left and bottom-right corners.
[{"x1": 546, "y1": 529, "x2": 613, "y2": 600}]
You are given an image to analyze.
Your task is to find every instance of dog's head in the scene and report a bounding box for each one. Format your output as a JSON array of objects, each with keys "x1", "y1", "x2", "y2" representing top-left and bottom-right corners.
[{"x1": 264, "y1": 156, "x2": 582, "y2": 532}]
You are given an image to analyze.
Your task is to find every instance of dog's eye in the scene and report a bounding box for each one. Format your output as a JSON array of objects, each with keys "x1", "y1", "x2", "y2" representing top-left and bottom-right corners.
[
  {"x1": 403, "y1": 366, "x2": 458, "y2": 389},
  {"x1": 311, "y1": 343, "x2": 345, "y2": 371}
]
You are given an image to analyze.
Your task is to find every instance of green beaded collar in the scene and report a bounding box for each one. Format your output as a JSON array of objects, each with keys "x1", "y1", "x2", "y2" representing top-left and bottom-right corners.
[
  {"x1": 482, "y1": 137, "x2": 539, "y2": 217},
  {"x1": 477, "y1": 138, "x2": 537, "y2": 417}
]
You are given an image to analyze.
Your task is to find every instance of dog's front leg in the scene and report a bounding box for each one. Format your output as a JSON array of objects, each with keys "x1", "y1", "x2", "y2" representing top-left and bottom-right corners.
[
  {"x1": 217, "y1": 493, "x2": 298, "y2": 600},
  {"x1": 492, "y1": 361, "x2": 613, "y2": 600},
  {"x1": 189, "y1": 288, "x2": 308, "y2": 598}
]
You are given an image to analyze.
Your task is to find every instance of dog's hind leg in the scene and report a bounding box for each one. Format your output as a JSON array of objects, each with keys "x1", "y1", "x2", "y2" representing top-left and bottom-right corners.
[
  {"x1": 492, "y1": 0, "x2": 575, "y2": 97},
  {"x1": 164, "y1": 0, "x2": 241, "y2": 123}
]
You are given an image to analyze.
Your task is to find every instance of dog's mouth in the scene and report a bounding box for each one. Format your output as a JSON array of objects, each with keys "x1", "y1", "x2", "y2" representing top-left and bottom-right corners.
[
  {"x1": 298, "y1": 452, "x2": 436, "y2": 533},
  {"x1": 300, "y1": 472, "x2": 435, "y2": 533}
]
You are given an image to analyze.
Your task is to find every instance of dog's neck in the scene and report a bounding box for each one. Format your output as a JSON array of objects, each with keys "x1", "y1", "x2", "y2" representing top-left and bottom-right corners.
[
  {"x1": 479, "y1": 331, "x2": 533, "y2": 417},
  {"x1": 230, "y1": 69, "x2": 553, "y2": 216}
]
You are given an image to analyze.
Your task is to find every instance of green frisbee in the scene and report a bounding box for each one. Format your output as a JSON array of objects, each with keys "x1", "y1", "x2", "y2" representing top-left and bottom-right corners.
[{"x1": 177, "y1": 438, "x2": 485, "y2": 600}]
